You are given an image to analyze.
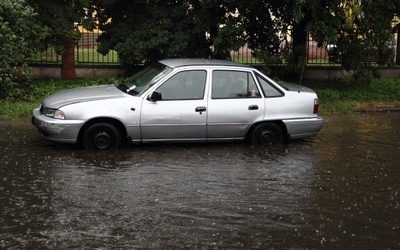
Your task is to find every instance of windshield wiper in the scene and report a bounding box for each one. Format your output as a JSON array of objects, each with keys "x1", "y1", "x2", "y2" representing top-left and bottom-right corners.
[
  {"x1": 117, "y1": 83, "x2": 138, "y2": 95},
  {"x1": 127, "y1": 85, "x2": 137, "y2": 92}
]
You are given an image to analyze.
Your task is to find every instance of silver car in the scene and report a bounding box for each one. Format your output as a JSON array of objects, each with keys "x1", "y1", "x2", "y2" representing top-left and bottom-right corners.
[{"x1": 32, "y1": 59, "x2": 323, "y2": 149}]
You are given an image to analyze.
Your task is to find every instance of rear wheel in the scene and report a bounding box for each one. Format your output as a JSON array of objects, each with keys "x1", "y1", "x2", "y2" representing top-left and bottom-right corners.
[
  {"x1": 83, "y1": 123, "x2": 121, "y2": 150},
  {"x1": 250, "y1": 122, "x2": 284, "y2": 145}
]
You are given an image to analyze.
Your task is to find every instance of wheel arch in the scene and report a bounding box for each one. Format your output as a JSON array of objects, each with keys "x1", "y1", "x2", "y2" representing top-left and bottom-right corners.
[
  {"x1": 77, "y1": 117, "x2": 128, "y2": 146},
  {"x1": 246, "y1": 120, "x2": 289, "y2": 143}
]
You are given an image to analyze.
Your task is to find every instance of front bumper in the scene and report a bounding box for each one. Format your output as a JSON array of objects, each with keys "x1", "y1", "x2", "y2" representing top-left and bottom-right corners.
[{"x1": 31, "y1": 108, "x2": 84, "y2": 144}]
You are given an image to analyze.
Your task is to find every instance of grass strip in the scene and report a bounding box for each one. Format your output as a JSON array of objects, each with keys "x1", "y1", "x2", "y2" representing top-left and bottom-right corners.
[{"x1": 0, "y1": 77, "x2": 399, "y2": 118}]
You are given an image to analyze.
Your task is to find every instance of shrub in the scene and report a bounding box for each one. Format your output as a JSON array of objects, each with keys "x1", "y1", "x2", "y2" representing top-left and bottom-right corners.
[{"x1": 0, "y1": 0, "x2": 48, "y2": 99}]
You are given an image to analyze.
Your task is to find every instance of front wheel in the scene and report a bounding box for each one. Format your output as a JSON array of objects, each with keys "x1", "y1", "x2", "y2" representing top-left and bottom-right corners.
[
  {"x1": 249, "y1": 123, "x2": 285, "y2": 145},
  {"x1": 83, "y1": 123, "x2": 121, "y2": 150}
]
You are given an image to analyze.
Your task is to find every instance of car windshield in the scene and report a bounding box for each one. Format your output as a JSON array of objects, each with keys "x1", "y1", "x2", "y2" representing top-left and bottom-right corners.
[{"x1": 117, "y1": 62, "x2": 172, "y2": 96}]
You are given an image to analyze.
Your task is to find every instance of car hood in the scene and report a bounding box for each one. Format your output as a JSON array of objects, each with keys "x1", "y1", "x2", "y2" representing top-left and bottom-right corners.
[
  {"x1": 42, "y1": 84, "x2": 126, "y2": 108},
  {"x1": 279, "y1": 82, "x2": 316, "y2": 93}
]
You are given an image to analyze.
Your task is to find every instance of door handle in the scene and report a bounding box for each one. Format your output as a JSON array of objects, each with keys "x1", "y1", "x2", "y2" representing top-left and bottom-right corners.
[
  {"x1": 195, "y1": 106, "x2": 207, "y2": 112},
  {"x1": 248, "y1": 105, "x2": 258, "y2": 110}
]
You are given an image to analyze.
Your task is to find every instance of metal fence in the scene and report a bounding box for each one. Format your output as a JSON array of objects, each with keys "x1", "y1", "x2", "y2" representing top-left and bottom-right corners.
[
  {"x1": 306, "y1": 36, "x2": 398, "y2": 65},
  {"x1": 306, "y1": 39, "x2": 331, "y2": 65},
  {"x1": 34, "y1": 46, "x2": 60, "y2": 64},
  {"x1": 76, "y1": 29, "x2": 119, "y2": 64},
  {"x1": 32, "y1": 27, "x2": 119, "y2": 65},
  {"x1": 230, "y1": 43, "x2": 263, "y2": 65},
  {"x1": 35, "y1": 30, "x2": 395, "y2": 66},
  {"x1": 232, "y1": 38, "x2": 334, "y2": 66},
  {"x1": 31, "y1": 33, "x2": 336, "y2": 66}
]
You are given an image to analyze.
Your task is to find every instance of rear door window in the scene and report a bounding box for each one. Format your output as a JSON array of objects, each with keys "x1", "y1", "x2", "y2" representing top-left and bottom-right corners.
[
  {"x1": 212, "y1": 70, "x2": 261, "y2": 99},
  {"x1": 256, "y1": 74, "x2": 283, "y2": 97}
]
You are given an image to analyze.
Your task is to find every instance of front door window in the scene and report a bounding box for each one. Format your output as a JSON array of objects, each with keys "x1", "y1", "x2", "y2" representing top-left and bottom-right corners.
[{"x1": 156, "y1": 70, "x2": 207, "y2": 100}]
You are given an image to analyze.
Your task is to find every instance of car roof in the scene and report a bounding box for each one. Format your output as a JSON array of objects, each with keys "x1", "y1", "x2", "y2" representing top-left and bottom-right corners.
[{"x1": 159, "y1": 58, "x2": 252, "y2": 69}]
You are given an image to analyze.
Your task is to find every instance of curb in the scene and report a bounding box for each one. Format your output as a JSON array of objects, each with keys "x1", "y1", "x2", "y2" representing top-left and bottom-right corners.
[{"x1": 356, "y1": 107, "x2": 400, "y2": 112}]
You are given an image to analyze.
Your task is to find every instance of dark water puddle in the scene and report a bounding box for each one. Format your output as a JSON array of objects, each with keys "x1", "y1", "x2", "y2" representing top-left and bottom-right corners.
[{"x1": 1, "y1": 113, "x2": 399, "y2": 249}]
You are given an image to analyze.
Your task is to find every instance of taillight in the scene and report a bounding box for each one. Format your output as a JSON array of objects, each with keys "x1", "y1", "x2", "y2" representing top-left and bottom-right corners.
[{"x1": 313, "y1": 98, "x2": 319, "y2": 114}]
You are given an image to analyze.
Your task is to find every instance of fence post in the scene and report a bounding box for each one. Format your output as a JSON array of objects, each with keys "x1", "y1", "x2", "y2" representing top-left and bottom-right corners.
[
  {"x1": 396, "y1": 23, "x2": 400, "y2": 65},
  {"x1": 61, "y1": 23, "x2": 75, "y2": 80}
]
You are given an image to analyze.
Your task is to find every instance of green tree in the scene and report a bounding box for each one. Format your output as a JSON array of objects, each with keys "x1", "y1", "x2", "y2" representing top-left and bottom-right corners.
[
  {"x1": 0, "y1": 0, "x2": 48, "y2": 99},
  {"x1": 237, "y1": 0, "x2": 312, "y2": 78},
  {"x1": 238, "y1": 0, "x2": 400, "y2": 79},
  {"x1": 92, "y1": 0, "x2": 326, "y2": 78},
  {"x1": 26, "y1": 0, "x2": 93, "y2": 79},
  {"x1": 306, "y1": 0, "x2": 400, "y2": 79},
  {"x1": 93, "y1": 0, "x2": 246, "y2": 70},
  {"x1": 26, "y1": 0, "x2": 92, "y2": 53}
]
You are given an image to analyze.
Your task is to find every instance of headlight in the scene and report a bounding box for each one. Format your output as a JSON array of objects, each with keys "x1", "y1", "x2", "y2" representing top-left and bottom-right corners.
[{"x1": 44, "y1": 108, "x2": 65, "y2": 119}]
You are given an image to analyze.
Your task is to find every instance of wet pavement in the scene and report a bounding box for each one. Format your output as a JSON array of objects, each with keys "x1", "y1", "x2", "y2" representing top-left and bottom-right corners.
[{"x1": 1, "y1": 113, "x2": 399, "y2": 249}]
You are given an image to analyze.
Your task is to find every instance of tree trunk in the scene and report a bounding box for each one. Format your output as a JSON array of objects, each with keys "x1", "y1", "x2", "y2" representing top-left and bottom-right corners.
[{"x1": 286, "y1": 18, "x2": 308, "y2": 80}]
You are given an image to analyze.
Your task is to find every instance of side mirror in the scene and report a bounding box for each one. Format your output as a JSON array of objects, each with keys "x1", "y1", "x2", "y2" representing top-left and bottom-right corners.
[{"x1": 147, "y1": 91, "x2": 162, "y2": 102}]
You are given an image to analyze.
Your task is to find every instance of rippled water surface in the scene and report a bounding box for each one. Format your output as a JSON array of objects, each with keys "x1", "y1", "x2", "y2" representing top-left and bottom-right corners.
[{"x1": 1, "y1": 113, "x2": 399, "y2": 249}]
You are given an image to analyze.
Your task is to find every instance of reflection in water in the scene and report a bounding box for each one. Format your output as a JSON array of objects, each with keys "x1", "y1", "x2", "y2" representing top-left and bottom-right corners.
[
  {"x1": 0, "y1": 113, "x2": 399, "y2": 248},
  {"x1": 44, "y1": 144, "x2": 316, "y2": 249},
  {"x1": 308, "y1": 113, "x2": 400, "y2": 248}
]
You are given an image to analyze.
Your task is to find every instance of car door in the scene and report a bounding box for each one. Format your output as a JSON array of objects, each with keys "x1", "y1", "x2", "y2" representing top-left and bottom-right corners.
[
  {"x1": 207, "y1": 69, "x2": 265, "y2": 139},
  {"x1": 140, "y1": 70, "x2": 208, "y2": 141}
]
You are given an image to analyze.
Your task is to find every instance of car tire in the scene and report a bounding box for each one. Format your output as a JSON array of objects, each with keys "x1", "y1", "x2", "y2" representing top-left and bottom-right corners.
[
  {"x1": 83, "y1": 123, "x2": 121, "y2": 150},
  {"x1": 250, "y1": 122, "x2": 284, "y2": 145}
]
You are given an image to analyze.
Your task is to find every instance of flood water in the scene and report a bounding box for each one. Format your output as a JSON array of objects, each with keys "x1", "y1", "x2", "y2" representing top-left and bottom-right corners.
[{"x1": 1, "y1": 113, "x2": 399, "y2": 249}]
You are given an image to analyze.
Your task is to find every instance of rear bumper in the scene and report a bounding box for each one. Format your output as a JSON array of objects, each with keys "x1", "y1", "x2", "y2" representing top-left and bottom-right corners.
[
  {"x1": 31, "y1": 108, "x2": 84, "y2": 144},
  {"x1": 283, "y1": 117, "x2": 324, "y2": 140}
]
